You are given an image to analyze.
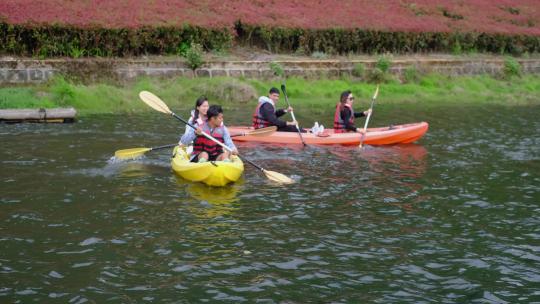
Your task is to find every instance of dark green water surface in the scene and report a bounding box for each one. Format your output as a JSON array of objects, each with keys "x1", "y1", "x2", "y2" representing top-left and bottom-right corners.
[{"x1": 1, "y1": 103, "x2": 539, "y2": 303}]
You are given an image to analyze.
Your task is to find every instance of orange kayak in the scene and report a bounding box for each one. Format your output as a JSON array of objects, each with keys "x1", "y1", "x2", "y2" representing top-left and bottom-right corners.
[{"x1": 229, "y1": 122, "x2": 428, "y2": 146}]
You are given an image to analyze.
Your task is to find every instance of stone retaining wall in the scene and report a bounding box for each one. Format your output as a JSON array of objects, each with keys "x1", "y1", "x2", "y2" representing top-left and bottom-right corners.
[{"x1": 1, "y1": 57, "x2": 539, "y2": 84}]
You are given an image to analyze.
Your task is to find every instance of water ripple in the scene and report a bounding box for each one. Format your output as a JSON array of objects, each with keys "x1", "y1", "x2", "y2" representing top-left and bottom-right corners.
[{"x1": 1, "y1": 107, "x2": 539, "y2": 302}]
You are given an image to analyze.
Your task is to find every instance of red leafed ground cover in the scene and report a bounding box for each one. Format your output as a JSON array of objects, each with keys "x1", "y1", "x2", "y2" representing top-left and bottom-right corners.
[{"x1": 1, "y1": 0, "x2": 539, "y2": 35}]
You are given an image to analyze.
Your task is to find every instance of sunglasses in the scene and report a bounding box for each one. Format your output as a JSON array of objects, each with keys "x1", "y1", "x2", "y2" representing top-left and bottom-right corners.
[{"x1": 348, "y1": 97, "x2": 355, "y2": 100}]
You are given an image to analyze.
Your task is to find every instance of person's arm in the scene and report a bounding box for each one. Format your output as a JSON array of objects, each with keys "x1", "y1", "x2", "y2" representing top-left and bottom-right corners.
[
  {"x1": 261, "y1": 103, "x2": 287, "y2": 128},
  {"x1": 179, "y1": 125, "x2": 197, "y2": 145},
  {"x1": 181, "y1": 117, "x2": 194, "y2": 139},
  {"x1": 275, "y1": 108, "x2": 287, "y2": 117},
  {"x1": 222, "y1": 127, "x2": 238, "y2": 153},
  {"x1": 341, "y1": 108, "x2": 357, "y2": 132},
  {"x1": 354, "y1": 111, "x2": 366, "y2": 118},
  {"x1": 354, "y1": 108, "x2": 371, "y2": 118}
]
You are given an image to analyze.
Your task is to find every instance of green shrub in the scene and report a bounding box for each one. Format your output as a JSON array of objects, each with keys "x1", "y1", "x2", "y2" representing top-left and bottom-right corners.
[
  {"x1": 269, "y1": 62, "x2": 285, "y2": 77},
  {"x1": 352, "y1": 63, "x2": 365, "y2": 78},
  {"x1": 1, "y1": 20, "x2": 540, "y2": 58},
  {"x1": 403, "y1": 66, "x2": 420, "y2": 83},
  {"x1": 367, "y1": 68, "x2": 386, "y2": 83},
  {"x1": 311, "y1": 51, "x2": 327, "y2": 59},
  {"x1": 50, "y1": 76, "x2": 76, "y2": 106},
  {"x1": 502, "y1": 57, "x2": 522, "y2": 78},
  {"x1": 0, "y1": 22, "x2": 232, "y2": 57},
  {"x1": 294, "y1": 46, "x2": 306, "y2": 56},
  {"x1": 68, "y1": 42, "x2": 86, "y2": 58},
  {"x1": 185, "y1": 42, "x2": 204, "y2": 71},
  {"x1": 235, "y1": 24, "x2": 540, "y2": 55},
  {"x1": 176, "y1": 42, "x2": 190, "y2": 57},
  {"x1": 452, "y1": 40, "x2": 462, "y2": 55},
  {"x1": 376, "y1": 56, "x2": 391, "y2": 73}
]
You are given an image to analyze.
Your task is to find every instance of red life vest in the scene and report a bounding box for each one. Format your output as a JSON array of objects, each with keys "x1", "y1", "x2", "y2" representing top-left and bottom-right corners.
[
  {"x1": 252, "y1": 97, "x2": 276, "y2": 129},
  {"x1": 193, "y1": 122, "x2": 225, "y2": 158},
  {"x1": 333, "y1": 103, "x2": 354, "y2": 133}
]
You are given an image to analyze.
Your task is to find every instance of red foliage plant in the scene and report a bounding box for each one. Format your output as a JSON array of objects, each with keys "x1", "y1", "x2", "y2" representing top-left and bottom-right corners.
[{"x1": 1, "y1": 0, "x2": 539, "y2": 35}]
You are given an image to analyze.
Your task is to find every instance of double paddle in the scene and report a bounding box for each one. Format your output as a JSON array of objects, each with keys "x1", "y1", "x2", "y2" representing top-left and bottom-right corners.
[
  {"x1": 137, "y1": 91, "x2": 294, "y2": 184},
  {"x1": 114, "y1": 126, "x2": 276, "y2": 160}
]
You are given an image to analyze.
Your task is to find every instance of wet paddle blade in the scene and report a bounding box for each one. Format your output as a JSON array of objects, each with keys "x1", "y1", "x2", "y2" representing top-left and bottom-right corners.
[
  {"x1": 263, "y1": 169, "x2": 295, "y2": 184},
  {"x1": 139, "y1": 91, "x2": 172, "y2": 114},
  {"x1": 114, "y1": 147, "x2": 152, "y2": 159}
]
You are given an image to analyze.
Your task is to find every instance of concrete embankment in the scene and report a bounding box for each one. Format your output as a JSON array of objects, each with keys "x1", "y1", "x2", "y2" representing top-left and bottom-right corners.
[{"x1": 1, "y1": 56, "x2": 539, "y2": 84}]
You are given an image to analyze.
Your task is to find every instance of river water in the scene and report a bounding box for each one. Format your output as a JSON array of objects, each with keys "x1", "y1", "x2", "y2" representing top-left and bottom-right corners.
[{"x1": 1, "y1": 103, "x2": 539, "y2": 303}]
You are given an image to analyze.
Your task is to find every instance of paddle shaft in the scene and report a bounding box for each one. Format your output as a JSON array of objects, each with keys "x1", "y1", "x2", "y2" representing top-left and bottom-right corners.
[
  {"x1": 362, "y1": 97, "x2": 376, "y2": 131},
  {"x1": 171, "y1": 113, "x2": 265, "y2": 172},
  {"x1": 360, "y1": 86, "x2": 379, "y2": 147},
  {"x1": 281, "y1": 84, "x2": 306, "y2": 146},
  {"x1": 151, "y1": 143, "x2": 178, "y2": 151}
]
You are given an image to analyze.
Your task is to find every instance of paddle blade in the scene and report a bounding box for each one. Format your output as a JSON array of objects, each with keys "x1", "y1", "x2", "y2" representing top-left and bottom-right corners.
[
  {"x1": 139, "y1": 91, "x2": 172, "y2": 114},
  {"x1": 263, "y1": 169, "x2": 294, "y2": 184},
  {"x1": 114, "y1": 147, "x2": 152, "y2": 159},
  {"x1": 372, "y1": 85, "x2": 380, "y2": 100}
]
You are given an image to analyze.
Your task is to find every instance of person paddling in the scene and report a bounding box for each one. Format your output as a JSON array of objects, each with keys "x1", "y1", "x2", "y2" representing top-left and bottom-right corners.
[
  {"x1": 334, "y1": 90, "x2": 372, "y2": 133},
  {"x1": 180, "y1": 105, "x2": 238, "y2": 162},
  {"x1": 252, "y1": 87, "x2": 302, "y2": 132}
]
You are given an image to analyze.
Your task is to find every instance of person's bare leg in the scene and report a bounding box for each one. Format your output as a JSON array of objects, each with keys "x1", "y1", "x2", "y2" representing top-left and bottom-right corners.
[
  {"x1": 198, "y1": 152, "x2": 209, "y2": 162},
  {"x1": 217, "y1": 151, "x2": 231, "y2": 161}
]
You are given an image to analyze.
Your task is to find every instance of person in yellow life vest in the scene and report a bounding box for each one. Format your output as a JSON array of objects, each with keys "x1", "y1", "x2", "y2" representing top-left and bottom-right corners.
[
  {"x1": 252, "y1": 87, "x2": 301, "y2": 132},
  {"x1": 333, "y1": 90, "x2": 372, "y2": 133},
  {"x1": 180, "y1": 105, "x2": 238, "y2": 162}
]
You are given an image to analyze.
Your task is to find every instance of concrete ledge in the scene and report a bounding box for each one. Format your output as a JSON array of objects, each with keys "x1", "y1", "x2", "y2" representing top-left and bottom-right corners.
[{"x1": 1, "y1": 57, "x2": 539, "y2": 84}]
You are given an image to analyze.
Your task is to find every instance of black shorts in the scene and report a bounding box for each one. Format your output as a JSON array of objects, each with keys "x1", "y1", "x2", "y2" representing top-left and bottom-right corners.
[{"x1": 277, "y1": 125, "x2": 307, "y2": 132}]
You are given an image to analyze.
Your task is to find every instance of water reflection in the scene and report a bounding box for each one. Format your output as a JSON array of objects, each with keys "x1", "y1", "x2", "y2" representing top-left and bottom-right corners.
[
  {"x1": 173, "y1": 175, "x2": 243, "y2": 219},
  {"x1": 175, "y1": 176, "x2": 241, "y2": 204}
]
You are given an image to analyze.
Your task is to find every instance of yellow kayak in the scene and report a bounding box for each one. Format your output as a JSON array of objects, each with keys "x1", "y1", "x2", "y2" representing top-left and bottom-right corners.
[{"x1": 171, "y1": 146, "x2": 244, "y2": 187}]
